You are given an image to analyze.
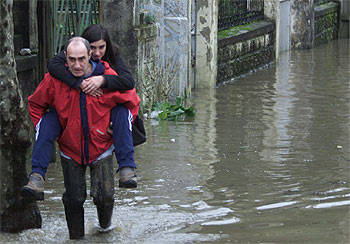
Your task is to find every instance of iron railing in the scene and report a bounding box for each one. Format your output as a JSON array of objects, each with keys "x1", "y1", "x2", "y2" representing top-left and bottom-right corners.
[
  {"x1": 49, "y1": 0, "x2": 99, "y2": 55},
  {"x1": 218, "y1": 0, "x2": 264, "y2": 31}
]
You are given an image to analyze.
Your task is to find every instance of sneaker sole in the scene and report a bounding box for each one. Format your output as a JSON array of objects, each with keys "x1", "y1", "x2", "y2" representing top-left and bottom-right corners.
[
  {"x1": 119, "y1": 179, "x2": 137, "y2": 188},
  {"x1": 20, "y1": 187, "x2": 44, "y2": 201}
]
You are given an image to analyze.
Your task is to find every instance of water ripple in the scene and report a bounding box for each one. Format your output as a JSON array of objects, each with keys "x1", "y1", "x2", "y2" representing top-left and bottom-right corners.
[
  {"x1": 308, "y1": 200, "x2": 350, "y2": 209},
  {"x1": 256, "y1": 201, "x2": 297, "y2": 210}
]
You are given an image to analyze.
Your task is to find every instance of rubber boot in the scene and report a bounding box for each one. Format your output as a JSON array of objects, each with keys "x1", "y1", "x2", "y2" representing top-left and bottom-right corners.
[
  {"x1": 90, "y1": 155, "x2": 115, "y2": 231},
  {"x1": 97, "y1": 203, "x2": 114, "y2": 231},
  {"x1": 64, "y1": 205, "x2": 85, "y2": 240},
  {"x1": 61, "y1": 156, "x2": 87, "y2": 240}
]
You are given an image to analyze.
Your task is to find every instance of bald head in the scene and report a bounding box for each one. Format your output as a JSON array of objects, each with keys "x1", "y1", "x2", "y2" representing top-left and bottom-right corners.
[
  {"x1": 64, "y1": 37, "x2": 92, "y2": 77},
  {"x1": 65, "y1": 37, "x2": 90, "y2": 54}
]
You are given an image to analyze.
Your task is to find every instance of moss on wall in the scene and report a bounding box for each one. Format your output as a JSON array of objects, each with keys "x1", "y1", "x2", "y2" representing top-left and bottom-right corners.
[
  {"x1": 218, "y1": 24, "x2": 254, "y2": 40},
  {"x1": 314, "y1": 2, "x2": 340, "y2": 46},
  {"x1": 217, "y1": 21, "x2": 275, "y2": 83}
]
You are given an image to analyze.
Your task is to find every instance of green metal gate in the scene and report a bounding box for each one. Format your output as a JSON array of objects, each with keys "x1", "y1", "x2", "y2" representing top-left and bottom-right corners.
[
  {"x1": 40, "y1": 0, "x2": 99, "y2": 75},
  {"x1": 47, "y1": 0, "x2": 99, "y2": 56}
]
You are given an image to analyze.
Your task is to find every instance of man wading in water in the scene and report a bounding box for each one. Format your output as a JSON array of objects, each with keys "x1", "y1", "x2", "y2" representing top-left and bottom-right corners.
[{"x1": 26, "y1": 37, "x2": 140, "y2": 239}]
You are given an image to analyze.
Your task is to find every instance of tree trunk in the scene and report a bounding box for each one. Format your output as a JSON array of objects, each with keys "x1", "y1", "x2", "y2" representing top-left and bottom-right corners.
[{"x1": 0, "y1": 0, "x2": 41, "y2": 232}]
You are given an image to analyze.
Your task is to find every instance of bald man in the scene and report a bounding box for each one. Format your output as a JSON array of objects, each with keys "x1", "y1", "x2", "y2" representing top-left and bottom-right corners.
[{"x1": 25, "y1": 37, "x2": 140, "y2": 239}]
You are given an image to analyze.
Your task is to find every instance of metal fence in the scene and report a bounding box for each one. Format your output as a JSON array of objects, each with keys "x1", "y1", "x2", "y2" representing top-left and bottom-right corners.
[
  {"x1": 218, "y1": 0, "x2": 264, "y2": 31},
  {"x1": 49, "y1": 0, "x2": 99, "y2": 55}
]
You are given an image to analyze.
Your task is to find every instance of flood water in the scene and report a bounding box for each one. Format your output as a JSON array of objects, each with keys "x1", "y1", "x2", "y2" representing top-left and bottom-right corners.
[{"x1": 2, "y1": 39, "x2": 349, "y2": 243}]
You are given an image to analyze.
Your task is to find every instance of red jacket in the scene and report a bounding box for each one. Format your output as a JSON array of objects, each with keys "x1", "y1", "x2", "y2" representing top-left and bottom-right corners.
[{"x1": 28, "y1": 61, "x2": 140, "y2": 164}]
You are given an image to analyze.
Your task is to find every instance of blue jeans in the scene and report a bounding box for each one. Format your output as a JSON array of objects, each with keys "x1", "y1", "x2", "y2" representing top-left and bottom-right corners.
[{"x1": 31, "y1": 106, "x2": 136, "y2": 178}]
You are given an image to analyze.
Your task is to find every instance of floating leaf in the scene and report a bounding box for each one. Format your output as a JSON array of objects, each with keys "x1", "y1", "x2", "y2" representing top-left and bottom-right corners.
[
  {"x1": 155, "y1": 96, "x2": 195, "y2": 120},
  {"x1": 158, "y1": 111, "x2": 168, "y2": 120}
]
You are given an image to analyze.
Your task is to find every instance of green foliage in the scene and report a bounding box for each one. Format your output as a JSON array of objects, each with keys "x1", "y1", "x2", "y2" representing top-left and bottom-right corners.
[{"x1": 154, "y1": 97, "x2": 195, "y2": 121}]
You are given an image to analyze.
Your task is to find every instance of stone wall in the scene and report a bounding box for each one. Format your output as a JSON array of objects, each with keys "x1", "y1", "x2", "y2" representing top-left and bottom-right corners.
[
  {"x1": 314, "y1": 1, "x2": 340, "y2": 46},
  {"x1": 102, "y1": 0, "x2": 139, "y2": 79},
  {"x1": 339, "y1": 0, "x2": 349, "y2": 38},
  {"x1": 135, "y1": 24, "x2": 160, "y2": 92},
  {"x1": 217, "y1": 20, "x2": 275, "y2": 83},
  {"x1": 103, "y1": 0, "x2": 191, "y2": 97},
  {"x1": 265, "y1": 0, "x2": 342, "y2": 53},
  {"x1": 290, "y1": 0, "x2": 315, "y2": 49},
  {"x1": 194, "y1": 0, "x2": 218, "y2": 89},
  {"x1": 265, "y1": 0, "x2": 291, "y2": 54},
  {"x1": 137, "y1": 0, "x2": 191, "y2": 97}
]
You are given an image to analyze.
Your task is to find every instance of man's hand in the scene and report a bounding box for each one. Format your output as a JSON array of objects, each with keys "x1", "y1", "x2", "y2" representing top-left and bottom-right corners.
[
  {"x1": 81, "y1": 88, "x2": 103, "y2": 97},
  {"x1": 107, "y1": 122, "x2": 113, "y2": 135},
  {"x1": 80, "y1": 76, "x2": 104, "y2": 96}
]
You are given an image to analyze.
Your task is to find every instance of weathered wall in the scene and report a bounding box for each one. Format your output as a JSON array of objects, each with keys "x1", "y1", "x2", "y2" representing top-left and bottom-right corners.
[
  {"x1": 290, "y1": 0, "x2": 315, "y2": 49},
  {"x1": 135, "y1": 24, "x2": 160, "y2": 94},
  {"x1": 217, "y1": 21, "x2": 275, "y2": 83},
  {"x1": 339, "y1": 0, "x2": 349, "y2": 38},
  {"x1": 138, "y1": 0, "x2": 191, "y2": 96},
  {"x1": 266, "y1": 0, "x2": 342, "y2": 51},
  {"x1": 265, "y1": 0, "x2": 291, "y2": 54},
  {"x1": 102, "y1": 0, "x2": 139, "y2": 79},
  {"x1": 164, "y1": 0, "x2": 191, "y2": 95},
  {"x1": 103, "y1": 0, "x2": 191, "y2": 97},
  {"x1": 315, "y1": 2, "x2": 340, "y2": 45},
  {"x1": 264, "y1": 0, "x2": 278, "y2": 20},
  {"x1": 195, "y1": 0, "x2": 218, "y2": 88},
  {"x1": 278, "y1": 0, "x2": 291, "y2": 53},
  {"x1": 190, "y1": 0, "x2": 196, "y2": 89}
]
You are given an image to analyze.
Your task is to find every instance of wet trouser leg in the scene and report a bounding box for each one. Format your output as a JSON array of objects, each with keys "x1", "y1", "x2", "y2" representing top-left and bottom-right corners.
[
  {"x1": 90, "y1": 155, "x2": 115, "y2": 229},
  {"x1": 110, "y1": 105, "x2": 136, "y2": 172},
  {"x1": 32, "y1": 108, "x2": 61, "y2": 179},
  {"x1": 61, "y1": 157, "x2": 86, "y2": 240}
]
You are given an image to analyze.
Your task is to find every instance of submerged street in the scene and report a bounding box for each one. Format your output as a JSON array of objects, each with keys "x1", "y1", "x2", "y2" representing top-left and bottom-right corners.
[{"x1": 2, "y1": 39, "x2": 349, "y2": 243}]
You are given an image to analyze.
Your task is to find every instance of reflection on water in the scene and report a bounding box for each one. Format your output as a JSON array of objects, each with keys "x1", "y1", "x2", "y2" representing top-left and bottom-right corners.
[{"x1": 1, "y1": 39, "x2": 349, "y2": 243}]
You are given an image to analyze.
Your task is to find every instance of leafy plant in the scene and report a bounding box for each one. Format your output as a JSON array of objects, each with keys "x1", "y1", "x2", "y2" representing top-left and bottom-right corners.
[{"x1": 155, "y1": 97, "x2": 195, "y2": 121}]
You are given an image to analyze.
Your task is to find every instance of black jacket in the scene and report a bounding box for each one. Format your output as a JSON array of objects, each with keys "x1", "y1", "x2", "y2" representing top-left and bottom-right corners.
[{"x1": 48, "y1": 51, "x2": 135, "y2": 91}]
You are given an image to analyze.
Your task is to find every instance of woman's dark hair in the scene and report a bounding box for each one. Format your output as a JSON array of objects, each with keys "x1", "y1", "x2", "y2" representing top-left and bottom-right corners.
[{"x1": 81, "y1": 24, "x2": 117, "y2": 67}]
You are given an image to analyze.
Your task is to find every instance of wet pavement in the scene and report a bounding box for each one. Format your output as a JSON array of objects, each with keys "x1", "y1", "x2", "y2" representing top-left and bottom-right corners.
[{"x1": 1, "y1": 39, "x2": 349, "y2": 243}]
